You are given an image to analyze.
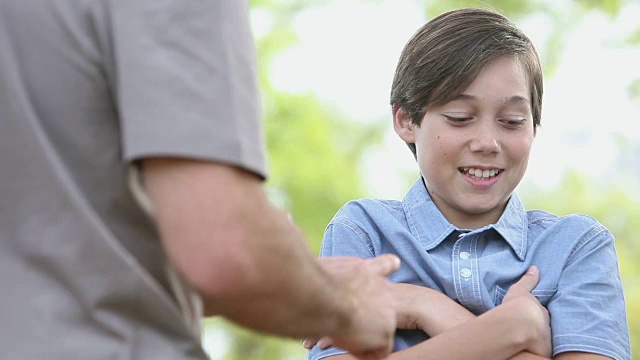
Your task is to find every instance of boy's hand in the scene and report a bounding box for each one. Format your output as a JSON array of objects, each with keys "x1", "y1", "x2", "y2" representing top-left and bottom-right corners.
[
  {"x1": 502, "y1": 266, "x2": 552, "y2": 358},
  {"x1": 393, "y1": 283, "x2": 476, "y2": 336},
  {"x1": 392, "y1": 283, "x2": 431, "y2": 331}
]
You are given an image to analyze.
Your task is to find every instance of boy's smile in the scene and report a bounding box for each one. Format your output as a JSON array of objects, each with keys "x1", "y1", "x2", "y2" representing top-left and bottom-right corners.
[
  {"x1": 394, "y1": 55, "x2": 535, "y2": 229},
  {"x1": 459, "y1": 166, "x2": 503, "y2": 188}
]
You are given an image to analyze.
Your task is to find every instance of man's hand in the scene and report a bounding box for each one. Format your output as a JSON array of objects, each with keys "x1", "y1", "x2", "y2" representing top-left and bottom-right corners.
[
  {"x1": 302, "y1": 281, "x2": 426, "y2": 351},
  {"x1": 502, "y1": 266, "x2": 552, "y2": 358},
  {"x1": 303, "y1": 255, "x2": 400, "y2": 359}
]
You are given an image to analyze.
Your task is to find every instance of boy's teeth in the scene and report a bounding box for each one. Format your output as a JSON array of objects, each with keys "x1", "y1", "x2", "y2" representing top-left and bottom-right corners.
[{"x1": 464, "y1": 167, "x2": 500, "y2": 178}]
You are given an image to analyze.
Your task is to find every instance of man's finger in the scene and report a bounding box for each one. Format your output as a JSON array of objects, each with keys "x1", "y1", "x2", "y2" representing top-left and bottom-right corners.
[
  {"x1": 365, "y1": 254, "x2": 401, "y2": 277},
  {"x1": 511, "y1": 265, "x2": 540, "y2": 293},
  {"x1": 317, "y1": 336, "x2": 333, "y2": 349},
  {"x1": 317, "y1": 256, "x2": 360, "y2": 268},
  {"x1": 302, "y1": 338, "x2": 318, "y2": 349}
]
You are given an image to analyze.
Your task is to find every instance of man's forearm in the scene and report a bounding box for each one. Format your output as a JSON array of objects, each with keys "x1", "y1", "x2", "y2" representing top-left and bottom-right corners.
[
  {"x1": 203, "y1": 246, "x2": 356, "y2": 338},
  {"x1": 143, "y1": 158, "x2": 358, "y2": 338}
]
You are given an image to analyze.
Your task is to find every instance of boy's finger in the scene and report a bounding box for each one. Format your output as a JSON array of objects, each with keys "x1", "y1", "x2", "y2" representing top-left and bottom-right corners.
[
  {"x1": 365, "y1": 254, "x2": 401, "y2": 276},
  {"x1": 511, "y1": 265, "x2": 540, "y2": 293}
]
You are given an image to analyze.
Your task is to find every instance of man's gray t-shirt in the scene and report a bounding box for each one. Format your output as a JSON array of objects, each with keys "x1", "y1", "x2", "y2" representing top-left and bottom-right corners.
[{"x1": 0, "y1": 0, "x2": 266, "y2": 358}]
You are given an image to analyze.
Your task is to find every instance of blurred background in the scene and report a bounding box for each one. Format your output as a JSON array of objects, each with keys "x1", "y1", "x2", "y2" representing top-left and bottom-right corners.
[{"x1": 204, "y1": 0, "x2": 640, "y2": 358}]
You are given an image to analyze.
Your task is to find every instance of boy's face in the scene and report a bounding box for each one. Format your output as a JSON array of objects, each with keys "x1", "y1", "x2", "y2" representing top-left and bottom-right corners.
[{"x1": 394, "y1": 56, "x2": 535, "y2": 229}]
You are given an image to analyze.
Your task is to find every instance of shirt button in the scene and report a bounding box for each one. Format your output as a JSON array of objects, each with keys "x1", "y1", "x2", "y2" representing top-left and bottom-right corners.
[
  {"x1": 460, "y1": 268, "x2": 472, "y2": 279},
  {"x1": 460, "y1": 252, "x2": 471, "y2": 260}
]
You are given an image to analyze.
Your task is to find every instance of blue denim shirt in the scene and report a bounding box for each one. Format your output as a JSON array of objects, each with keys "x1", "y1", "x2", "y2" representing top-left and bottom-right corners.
[{"x1": 308, "y1": 178, "x2": 630, "y2": 360}]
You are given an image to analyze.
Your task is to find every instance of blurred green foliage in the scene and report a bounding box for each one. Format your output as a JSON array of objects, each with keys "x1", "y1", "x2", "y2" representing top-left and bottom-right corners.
[{"x1": 203, "y1": 0, "x2": 640, "y2": 358}]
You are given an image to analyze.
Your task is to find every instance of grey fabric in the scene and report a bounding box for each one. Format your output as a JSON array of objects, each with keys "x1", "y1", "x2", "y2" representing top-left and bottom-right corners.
[{"x1": 0, "y1": 0, "x2": 266, "y2": 358}]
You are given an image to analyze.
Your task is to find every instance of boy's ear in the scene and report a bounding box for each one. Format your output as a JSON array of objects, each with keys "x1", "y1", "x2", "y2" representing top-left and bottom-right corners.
[{"x1": 392, "y1": 105, "x2": 416, "y2": 143}]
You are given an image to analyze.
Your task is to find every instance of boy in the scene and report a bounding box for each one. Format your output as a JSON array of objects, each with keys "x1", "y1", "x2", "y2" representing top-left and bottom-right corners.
[{"x1": 306, "y1": 7, "x2": 630, "y2": 360}]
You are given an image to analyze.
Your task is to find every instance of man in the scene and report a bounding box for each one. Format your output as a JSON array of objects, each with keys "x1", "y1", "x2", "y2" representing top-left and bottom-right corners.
[{"x1": 0, "y1": 0, "x2": 400, "y2": 359}]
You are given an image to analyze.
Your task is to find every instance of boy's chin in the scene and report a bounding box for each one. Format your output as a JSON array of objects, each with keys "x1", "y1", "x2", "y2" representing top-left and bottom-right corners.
[{"x1": 453, "y1": 199, "x2": 507, "y2": 222}]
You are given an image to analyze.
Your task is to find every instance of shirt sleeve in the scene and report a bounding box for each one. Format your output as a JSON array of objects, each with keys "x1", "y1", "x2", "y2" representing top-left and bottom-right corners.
[
  {"x1": 320, "y1": 217, "x2": 378, "y2": 259},
  {"x1": 548, "y1": 224, "x2": 631, "y2": 360},
  {"x1": 109, "y1": 0, "x2": 267, "y2": 178}
]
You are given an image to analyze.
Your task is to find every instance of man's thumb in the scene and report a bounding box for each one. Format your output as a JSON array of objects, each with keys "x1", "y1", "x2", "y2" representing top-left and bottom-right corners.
[
  {"x1": 512, "y1": 265, "x2": 540, "y2": 292},
  {"x1": 366, "y1": 254, "x2": 401, "y2": 277}
]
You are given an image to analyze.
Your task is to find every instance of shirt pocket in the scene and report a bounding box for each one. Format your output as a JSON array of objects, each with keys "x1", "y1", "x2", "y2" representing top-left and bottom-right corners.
[{"x1": 494, "y1": 285, "x2": 557, "y2": 307}]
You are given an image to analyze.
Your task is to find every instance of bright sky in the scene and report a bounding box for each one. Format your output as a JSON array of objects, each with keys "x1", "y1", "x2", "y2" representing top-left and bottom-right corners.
[{"x1": 264, "y1": 0, "x2": 640, "y2": 200}]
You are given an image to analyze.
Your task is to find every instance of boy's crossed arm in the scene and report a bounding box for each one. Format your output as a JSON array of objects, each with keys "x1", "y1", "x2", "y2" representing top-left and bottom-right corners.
[
  {"x1": 306, "y1": 265, "x2": 613, "y2": 360},
  {"x1": 305, "y1": 266, "x2": 550, "y2": 360}
]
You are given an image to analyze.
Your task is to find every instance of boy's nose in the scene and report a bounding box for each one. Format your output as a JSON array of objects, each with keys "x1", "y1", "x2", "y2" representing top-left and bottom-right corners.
[{"x1": 469, "y1": 126, "x2": 500, "y2": 154}]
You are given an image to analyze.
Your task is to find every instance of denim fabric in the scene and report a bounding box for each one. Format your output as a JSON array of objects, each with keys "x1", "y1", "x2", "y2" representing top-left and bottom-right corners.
[{"x1": 308, "y1": 177, "x2": 630, "y2": 360}]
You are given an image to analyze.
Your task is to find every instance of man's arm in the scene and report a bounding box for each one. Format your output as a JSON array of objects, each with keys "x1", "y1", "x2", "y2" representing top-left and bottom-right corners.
[{"x1": 142, "y1": 157, "x2": 399, "y2": 357}]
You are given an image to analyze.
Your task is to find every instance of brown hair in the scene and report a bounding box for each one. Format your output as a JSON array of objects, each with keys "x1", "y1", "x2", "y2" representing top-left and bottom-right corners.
[{"x1": 390, "y1": 7, "x2": 543, "y2": 156}]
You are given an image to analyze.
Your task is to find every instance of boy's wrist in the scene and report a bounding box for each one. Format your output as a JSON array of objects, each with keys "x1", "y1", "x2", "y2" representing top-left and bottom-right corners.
[{"x1": 418, "y1": 288, "x2": 475, "y2": 336}]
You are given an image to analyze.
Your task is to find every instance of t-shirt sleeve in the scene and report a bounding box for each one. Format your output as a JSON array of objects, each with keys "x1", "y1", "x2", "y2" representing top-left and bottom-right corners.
[
  {"x1": 548, "y1": 224, "x2": 631, "y2": 360},
  {"x1": 110, "y1": 0, "x2": 267, "y2": 178}
]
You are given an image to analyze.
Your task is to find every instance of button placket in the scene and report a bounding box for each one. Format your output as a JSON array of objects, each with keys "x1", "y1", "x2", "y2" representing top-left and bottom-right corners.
[
  {"x1": 458, "y1": 233, "x2": 472, "y2": 281},
  {"x1": 453, "y1": 231, "x2": 484, "y2": 313}
]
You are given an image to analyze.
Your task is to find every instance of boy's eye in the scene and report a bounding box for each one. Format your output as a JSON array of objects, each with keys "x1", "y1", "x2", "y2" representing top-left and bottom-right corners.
[
  {"x1": 444, "y1": 115, "x2": 472, "y2": 122},
  {"x1": 500, "y1": 119, "x2": 526, "y2": 127}
]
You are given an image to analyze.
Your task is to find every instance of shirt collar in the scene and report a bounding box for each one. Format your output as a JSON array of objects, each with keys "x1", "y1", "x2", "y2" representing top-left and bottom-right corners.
[
  {"x1": 402, "y1": 177, "x2": 528, "y2": 260},
  {"x1": 493, "y1": 192, "x2": 528, "y2": 260}
]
